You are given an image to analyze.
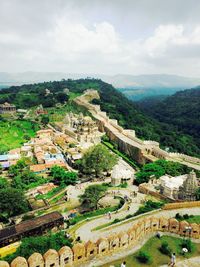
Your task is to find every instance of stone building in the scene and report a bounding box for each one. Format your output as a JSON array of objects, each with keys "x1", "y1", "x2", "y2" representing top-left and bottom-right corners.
[
  {"x1": 179, "y1": 170, "x2": 198, "y2": 201},
  {"x1": 0, "y1": 102, "x2": 16, "y2": 114},
  {"x1": 111, "y1": 159, "x2": 134, "y2": 186},
  {"x1": 160, "y1": 171, "x2": 198, "y2": 201},
  {"x1": 63, "y1": 112, "x2": 103, "y2": 146}
]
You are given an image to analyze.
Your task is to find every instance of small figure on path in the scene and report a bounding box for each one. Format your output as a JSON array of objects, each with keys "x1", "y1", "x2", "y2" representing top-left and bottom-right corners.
[
  {"x1": 121, "y1": 261, "x2": 126, "y2": 267},
  {"x1": 169, "y1": 252, "x2": 176, "y2": 266},
  {"x1": 127, "y1": 205, "x2": 130, "y2": 211}
]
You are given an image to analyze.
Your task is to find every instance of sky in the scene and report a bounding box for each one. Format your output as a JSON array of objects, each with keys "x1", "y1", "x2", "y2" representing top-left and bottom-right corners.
[{"x1": 1, "y1": 0, "x2": 200, "y2": 76}]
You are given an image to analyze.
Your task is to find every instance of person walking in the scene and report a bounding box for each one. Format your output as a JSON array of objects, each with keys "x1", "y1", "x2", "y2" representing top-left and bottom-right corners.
[
  {"x1": 121, "y1": 261, "x2": 126, "y2": 267},
  {"x1": 169, "y1": 253, "x2": 176, "y2": 266}
]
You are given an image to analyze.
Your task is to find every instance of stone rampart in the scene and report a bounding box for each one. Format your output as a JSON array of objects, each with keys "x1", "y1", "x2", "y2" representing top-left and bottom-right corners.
[
  {"x1": 163, "y1": 201, "x2": 200, "y2": 210},
  {"x1": 74, "y1": 90, "x2": 200, "y2": 168},
  {"x1": 1, "y1": 217, "x2": 200, "y2": 267}
]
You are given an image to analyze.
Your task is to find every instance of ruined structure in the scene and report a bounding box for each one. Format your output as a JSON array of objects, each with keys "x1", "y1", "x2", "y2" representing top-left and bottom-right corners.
[
  {"x1": 1, "y1": 216, "x2": 200, "y2": 267},
  {"x1": 63, "y1": 112, "x2": 103, "y2": 145},
  {"x1": 74, "y1": 90, "x2": 200, "y2": 169},
  {"x1": 0, "y1": 102, "x2": 16, "y2": 114}
]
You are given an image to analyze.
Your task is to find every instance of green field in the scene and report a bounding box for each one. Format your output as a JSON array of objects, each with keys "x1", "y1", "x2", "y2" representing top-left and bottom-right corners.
[
  {"x1": 0, "y1": 120, "x2": 39, "y2": 153},
  {"x1": 102, "y1": 236, "x2": 200, "y2": 267}
]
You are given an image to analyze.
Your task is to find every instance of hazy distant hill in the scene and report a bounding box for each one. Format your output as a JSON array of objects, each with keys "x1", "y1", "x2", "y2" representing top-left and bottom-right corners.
[{"x1": 0, "y1": 72, "x2": 200, "y2": 100}]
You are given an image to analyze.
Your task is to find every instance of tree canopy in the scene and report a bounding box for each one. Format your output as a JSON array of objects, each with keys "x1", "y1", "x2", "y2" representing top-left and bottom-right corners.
[
  {"x1": 79, "y1": 184, "x2": 107, "y2": 210},
  {"x1": 81, "y1": 144, "x2": 118, "y2": 176},
  {"x1": 50, "y1": 165, "x2": 77, "y2": 185},
  {"x1": 0, "y1": 188, "x2": 29, "y2": 218},
  {"x1": 135, "y1": 159, "x2": 194, "y2": 185}
]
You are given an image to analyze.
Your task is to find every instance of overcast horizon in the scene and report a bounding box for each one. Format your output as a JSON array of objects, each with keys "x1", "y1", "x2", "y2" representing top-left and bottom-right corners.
[{"x1": 1, "y1": 0, "x2": 200, "y2": 77}]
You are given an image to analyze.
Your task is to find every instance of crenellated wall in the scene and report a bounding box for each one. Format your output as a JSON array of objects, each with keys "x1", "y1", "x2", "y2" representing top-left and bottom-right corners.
[{"x1": 1, "y1": 216, "x2": 200, "y2": 267}]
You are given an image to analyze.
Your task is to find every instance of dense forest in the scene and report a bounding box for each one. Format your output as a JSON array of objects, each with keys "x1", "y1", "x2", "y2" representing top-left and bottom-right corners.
[
  {"x1": 0, "y1": 79, "x2": 199, "y2": 157},
  {"x1": 137, "y1": 87, "x2": 200, "y2": 155}
]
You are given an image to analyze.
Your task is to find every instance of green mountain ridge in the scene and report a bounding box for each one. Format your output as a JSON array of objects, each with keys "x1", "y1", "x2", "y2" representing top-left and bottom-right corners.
[
  {"x1": 0, "y1": 79, "x2": 199, "y2": 157},
  {"x1": 138, "y1": 86, "x2": 200, "y2": 153}
]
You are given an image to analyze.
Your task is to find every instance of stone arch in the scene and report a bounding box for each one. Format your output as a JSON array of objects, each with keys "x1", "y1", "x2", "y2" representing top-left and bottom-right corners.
[
  {"x1": 144, "y1": 218, "x2": 151, "y2": 234},
  {"x1": 135, "y1": 223, "x2": 141, "y2": 239},
  {"x1": 108, "y1": 235, "x2": 120, "y2": 251},
  {"x1": 28, "y1": 253, "x2": 44, "y2": 267},
  {"x1": 96, "y1": 238, "x2": 109, "y2": 255},
  {"x1": 159, "y1": 218, "x2": 169, "y2": 231},
  {"x1": 0, "y1": 261, "x2": 10, "y2": 267},
  {"x1": 85, "y1": 240, "x2": 97, "y2": 259},
  {"x1": 11, "y1": 257, "x2": 28, "y2": 267},
  {"x1": 43, "y1": 249, "x2": 59, "y2": 267},
  {"x1": 127, "y1": 227, "x2": 136, "y2": 244},
  {"x1": 179, "y1": 221, "x2": 189, "y2": 236},
  {"x1": 72, "y1": 243, "x2": 85, "y2": 263},
  {"x1": 169, "y1": 218, "x2": 179, "y2": 233},
  {"x1": 151, "y1": 217, "x2": 159, "y2": 231},
  {"x1": 190, "y1": 223, "x2": 200, "y2": 239},
  {"x1": 118, "y1": 232, "x2": 129, "y2": 247},
  {"x1": 59, "y1": 246, "x2": 73, "y2": 267}
]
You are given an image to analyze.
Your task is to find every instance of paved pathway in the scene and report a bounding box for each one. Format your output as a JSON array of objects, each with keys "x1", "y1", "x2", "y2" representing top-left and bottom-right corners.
[
  {"x1": 75, "y1": 203, "x2": 200, "y2": 242},
  {"x1": 161, "y1": 256, "x2": 200, "y2": 267}
]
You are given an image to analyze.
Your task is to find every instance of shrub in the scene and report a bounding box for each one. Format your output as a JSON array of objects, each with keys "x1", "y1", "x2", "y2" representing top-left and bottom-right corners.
[
  {"x1": 181, "y1": 239, "x2": 193, "y2": 253},
  {"x1": 159, "y1": 241, "x2": 172, "y2": 256},
  {"x1": 175, "y1": 213, "x2": 182, "y2": 220},
  {"x1": 183, "y1": 214, "x2": 189, "y2": 220},
  {"x1": 136, "y1": 250, "x2": 152, "y2": 263}
]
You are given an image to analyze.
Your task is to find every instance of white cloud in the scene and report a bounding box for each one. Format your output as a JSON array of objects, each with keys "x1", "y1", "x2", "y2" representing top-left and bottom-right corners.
[{"x1": 1, "y1": 0, "x2": 200, "y2": 76}]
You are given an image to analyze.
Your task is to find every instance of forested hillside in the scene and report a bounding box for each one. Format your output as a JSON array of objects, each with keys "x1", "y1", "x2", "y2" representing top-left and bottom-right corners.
[
  {"x1": 0, "y1": 79, "x2": 199, "y2": 157},
  {"x1": 138, "y1": 87, "x2": 200, "y2": 155}
]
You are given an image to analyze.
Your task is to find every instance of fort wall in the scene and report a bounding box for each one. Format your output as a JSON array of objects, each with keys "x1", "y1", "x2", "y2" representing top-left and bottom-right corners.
[
  {"x1": 1, "y1": 217, "x2": 200, "y2": 267},
  {"x1": 74, "y1": 90, "x2": 200, "y2": 169}
]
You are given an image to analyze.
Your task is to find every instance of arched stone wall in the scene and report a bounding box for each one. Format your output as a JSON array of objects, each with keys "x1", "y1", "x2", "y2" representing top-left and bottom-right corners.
[
  {"x1": 59, "y1": 246, "x2": 73, "y2": 267},
  {"x1": 72, "y1": 243, "x2": 85, "y2": 263},
  {"x1": 11, "y1": 257, "x2": 28, "y2": 267},
  {"x1": 2, "y1": 217, "x2": 200, "y2": 267},
  {"x1": 96, "y1": 238, "x2": 109, "y2": 255},
  {"x1": 169, "y1": 218, "x2": 179, "y2": 233},
  {"x1": 0, "y1": 261, "x2": 10, "y2": 267},
  {"x1": 43, "y1": 249, "x2": 59, "y2": 267},
  {"x1": 85, "y1": 241, "x2": 97, "y2": 259},
  {"x1": 108, "y1": 236, "x2": 120, "y2": 251},
  {"x1": 28, "y1": 253, "x2": 44, "y2": 267}
]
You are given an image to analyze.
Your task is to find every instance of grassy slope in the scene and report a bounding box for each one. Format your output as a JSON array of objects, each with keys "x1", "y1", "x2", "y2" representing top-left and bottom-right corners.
[
  {"x1": 102, "y1": 235, "x2": 200, "y2": 267},
  {"x1": 0, "y1": 120, "x2": 39, "y2": 152}
]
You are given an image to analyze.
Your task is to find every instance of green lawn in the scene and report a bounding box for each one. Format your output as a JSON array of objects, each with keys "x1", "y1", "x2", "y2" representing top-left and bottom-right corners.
[
  {"x1": 102, "y1": 236, "x2": 200, "y2": 267},
  {"x1": 0, "y1": 120, "x2": 39, "y2": 152}
]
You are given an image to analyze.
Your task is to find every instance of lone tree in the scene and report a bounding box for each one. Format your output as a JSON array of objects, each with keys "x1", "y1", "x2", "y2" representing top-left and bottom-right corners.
[
  {"x1": 79, "y1": 184, "x2": 107, "y2": 211},
  {"x1": 81, "y1": 144, "x2": 117, "y2": 177}
]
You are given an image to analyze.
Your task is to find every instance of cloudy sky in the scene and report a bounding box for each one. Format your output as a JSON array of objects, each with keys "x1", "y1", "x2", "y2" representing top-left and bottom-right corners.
[{"x1": 1, "y1": 0, "x2": 200, "y2": 76}]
